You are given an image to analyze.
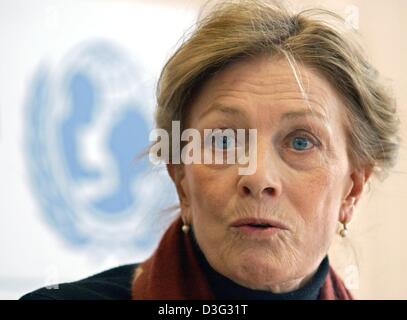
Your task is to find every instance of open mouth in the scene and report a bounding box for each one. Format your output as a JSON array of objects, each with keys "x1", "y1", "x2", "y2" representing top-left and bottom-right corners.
[
  {"x1": 233, "y1": 224, "x2": 281, "y2": 237},
  {"x1": 247, "y1": 223, "x2": 272, "y2": 228},
  {"x1": 230, "y1": 218, "x2": 288, "y2": 237}
]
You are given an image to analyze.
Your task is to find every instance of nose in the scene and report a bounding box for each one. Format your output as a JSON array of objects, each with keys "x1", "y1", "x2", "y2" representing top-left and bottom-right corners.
[{"x1": 237, "y1": 140, "x2": 282, "y2": 200}]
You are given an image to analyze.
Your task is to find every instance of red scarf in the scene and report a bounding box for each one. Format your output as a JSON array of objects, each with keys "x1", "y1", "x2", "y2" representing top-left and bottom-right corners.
[{"x1": 131, "y1": 217, "x2": 353, "y2": 300}]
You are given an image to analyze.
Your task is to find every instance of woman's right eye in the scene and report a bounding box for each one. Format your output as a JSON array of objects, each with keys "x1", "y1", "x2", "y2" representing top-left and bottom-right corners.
[
  {"x1": 204, "y1": 129, "x2": 237, "y2": 151},
  {"x1": 214, "y1": 135, "x2": 234, "y2": 150},
  {"x1": 205, "y1": 128, "x2": 236, "y2": 152}
]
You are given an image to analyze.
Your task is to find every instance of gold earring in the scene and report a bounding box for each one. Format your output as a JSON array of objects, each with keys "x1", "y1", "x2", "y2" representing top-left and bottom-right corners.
[{"x1": 340, "y1": 223, "x2": 348, "y2": 238}]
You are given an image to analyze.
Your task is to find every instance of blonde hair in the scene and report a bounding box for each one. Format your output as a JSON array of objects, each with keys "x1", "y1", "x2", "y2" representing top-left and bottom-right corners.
[{"x1": 153, "y1": 0, "x2": 401, "y2": 182}]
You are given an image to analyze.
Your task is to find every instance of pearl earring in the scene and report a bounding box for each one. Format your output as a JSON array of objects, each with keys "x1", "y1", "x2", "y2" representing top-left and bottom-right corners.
[
  {"x1": 340, "y1": 223, "x2": 348, "y2": 238},
  {"x1": 182, "y1": 224, "x2": 190, "y2": 234},
  {"x1": 340, "y1": 204, "x2": 354, "y2": 237},
  {"x1": 181, "y1": 216, "x2": 190, "y2": 234}
]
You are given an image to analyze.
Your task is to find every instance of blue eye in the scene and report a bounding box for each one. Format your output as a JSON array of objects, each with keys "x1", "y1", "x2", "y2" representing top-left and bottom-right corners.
[
  {"x1": 215, "y1": 135, "x2": 234, "y2": 150},
  {"x1": 290, "y1": 136, "x2": 314, "y2": 151}
]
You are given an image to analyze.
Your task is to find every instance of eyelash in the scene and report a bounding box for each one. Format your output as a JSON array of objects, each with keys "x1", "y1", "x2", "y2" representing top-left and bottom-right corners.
[
  {"x1": 286, "y1": 129, "x2": 321, "y2": 150},
  {"x1": 206, "y1": 127, "x2": 322, "y2": 151},
  {"x1": 212, "y1": 126, "x2": 321, "y2": 146},
  {"x1": 204, "y1": 128, "x2": 240, "y2": 150}
]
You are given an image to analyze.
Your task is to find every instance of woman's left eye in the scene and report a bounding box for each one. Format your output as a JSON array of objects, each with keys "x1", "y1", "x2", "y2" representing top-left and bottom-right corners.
[{"x1": 288, "y1": 133, "x2": 318, "y2": 151}]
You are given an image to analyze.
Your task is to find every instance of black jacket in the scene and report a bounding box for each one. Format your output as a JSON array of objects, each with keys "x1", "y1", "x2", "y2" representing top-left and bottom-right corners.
[{"x1": 20, "y1": 263, "x2": 138, "y2": 300}]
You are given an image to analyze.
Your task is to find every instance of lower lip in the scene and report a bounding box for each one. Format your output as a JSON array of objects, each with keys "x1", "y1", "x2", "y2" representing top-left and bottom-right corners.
[{"x1": 232, "y1": 225, "x2": 283, "y2": 237}]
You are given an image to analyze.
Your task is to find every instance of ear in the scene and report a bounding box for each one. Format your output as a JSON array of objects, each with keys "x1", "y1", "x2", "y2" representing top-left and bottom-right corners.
[
  {"x1": 339, "y1": 165, "x2": 374, "y2": 224},
  {"x1": 166, "y1": 163, "x2": 190, "y2": 208}
]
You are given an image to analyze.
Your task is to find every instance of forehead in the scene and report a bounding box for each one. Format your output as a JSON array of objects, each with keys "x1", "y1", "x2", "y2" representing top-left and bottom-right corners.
[{"x1": 187, "y1": 55, "x2": 344, "y2": 127}]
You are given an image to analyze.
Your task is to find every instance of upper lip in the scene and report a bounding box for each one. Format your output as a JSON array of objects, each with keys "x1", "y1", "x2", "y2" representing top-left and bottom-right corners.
[{"x1": 230, "y1": 217, "x2": 289, "y2": 230}]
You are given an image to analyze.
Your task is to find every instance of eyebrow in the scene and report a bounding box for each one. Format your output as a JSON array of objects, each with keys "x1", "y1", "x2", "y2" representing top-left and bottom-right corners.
[
  {"x1": 280, "y1": 110, "x2": 327, "y2": 121},
  {"x1": 199, "y1": 103, "x2": 327, "y2": 122},
  {"x1": 199, "y1": 103, "x2": 247, "y2": 120}
]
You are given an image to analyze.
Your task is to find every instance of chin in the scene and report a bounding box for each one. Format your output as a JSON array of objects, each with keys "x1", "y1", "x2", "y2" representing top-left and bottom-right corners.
[{"x1": 226, "y1": 252, "x2": 291, "y2": 289}]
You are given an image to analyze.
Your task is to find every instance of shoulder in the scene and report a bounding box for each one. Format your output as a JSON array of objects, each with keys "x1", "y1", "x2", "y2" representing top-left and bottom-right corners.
[{"x1": 20, "y1": 263, "x2": 138, "y2": 300}]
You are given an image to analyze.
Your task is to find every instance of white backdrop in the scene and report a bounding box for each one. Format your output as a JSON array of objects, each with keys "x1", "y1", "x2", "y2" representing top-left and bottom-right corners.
[{"x1": 0, "y1": 0, "x2": 198, "y2": 299}]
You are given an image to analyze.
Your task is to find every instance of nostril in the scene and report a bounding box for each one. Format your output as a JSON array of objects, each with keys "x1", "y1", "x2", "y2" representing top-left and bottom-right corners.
[
  {"x1": 263, "y1": 187, "x2": 274, "y2": 196},
  {"x1": 241, "y1": 186, "x2": 275, "y2": 197},
  {"x1": 242, "y1": 186, "x2": 251, "y2": 195}
]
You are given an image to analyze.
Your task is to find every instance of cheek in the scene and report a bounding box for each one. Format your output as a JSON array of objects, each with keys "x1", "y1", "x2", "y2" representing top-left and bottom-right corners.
[
  {"x1": 285, "y1": 170, "x2": 340, "y2": 237},
  {"x1": 184, "y1": 165, "x2": 235, "y2": 219}
]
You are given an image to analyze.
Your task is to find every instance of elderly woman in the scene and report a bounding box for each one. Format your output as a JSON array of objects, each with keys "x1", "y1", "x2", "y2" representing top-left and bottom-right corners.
[{"x1": 22, "y1": 0, "x2": 400, "y2": 300}]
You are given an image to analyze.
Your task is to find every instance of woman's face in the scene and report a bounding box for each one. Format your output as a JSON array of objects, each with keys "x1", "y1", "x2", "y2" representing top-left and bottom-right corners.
[{"x1": 170, "y1": 55, "x2": 368, "y2": 293}]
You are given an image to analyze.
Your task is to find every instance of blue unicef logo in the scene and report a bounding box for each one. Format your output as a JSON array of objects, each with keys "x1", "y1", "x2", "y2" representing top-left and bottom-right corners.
[{"x1": 24, "y1": 40, "x2": 177, "y2": 255}]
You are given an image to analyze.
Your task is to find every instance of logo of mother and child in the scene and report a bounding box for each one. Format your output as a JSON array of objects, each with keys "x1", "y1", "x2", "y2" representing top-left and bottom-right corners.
[
  {"x1": 24, "y1": 40, "x2": 178, "y2": 254},
  {"x1": 24, "y1": 40, "x2": 261, "y2": 253}
]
